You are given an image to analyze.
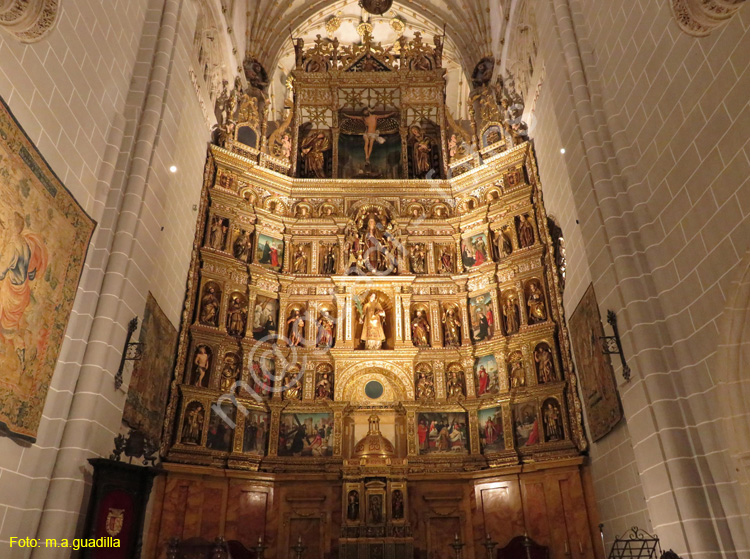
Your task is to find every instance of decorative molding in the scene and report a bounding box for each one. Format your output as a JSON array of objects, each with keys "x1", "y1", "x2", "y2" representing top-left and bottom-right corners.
[
  {"x1": 671, "y1": 0, "x2": 746, "y2": 36},
  {"x1": 0, "y1": 0, "x2": 61, "y2": 42}
]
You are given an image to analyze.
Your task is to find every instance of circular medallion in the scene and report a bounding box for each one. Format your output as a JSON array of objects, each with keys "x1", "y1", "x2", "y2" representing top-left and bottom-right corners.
[
  {"x1": 364, "y1": 380, "x2": 385, "y2": 399},
  {"x1": 359, "y1": 0, "x2": 394, "y2": 16}
]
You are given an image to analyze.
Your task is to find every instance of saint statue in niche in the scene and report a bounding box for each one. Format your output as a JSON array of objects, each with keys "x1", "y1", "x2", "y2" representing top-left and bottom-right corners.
[
  {"x1": 392, "y1": 490, "x2": 404, "y2": 520},
  {"x1": 526, "y1": 281, "x2": 547, "y2": 324},
  {"x1": 232, "y1": 229, "x2": 252, "y2": 262},
  {"x1": 503, "y1": 295, "x2": 520, "y2": 334},
  {"x1": 316, "y1": 310, "x2": 335, "y2": 348},
  {"x1": 347, "y1": 490, "x2": 360, "y2": 521},
  {"x1": 292, "y1": 246, "x2": 308, "y2": 274},
  {"x1": 219, "y1": 354, "x2": 240, "y2": 392},
  {"x1": 286, "y1": 308, "x2": 305, "y2": 346},
  {"x1": 199, "y1": 283, "x2": 220, "y2": 326},
  {"x1": 364, "y1": 215, "x2": 387, "y2": 272},
  {"x1": 282, "y1": 367, "x2": 302, "y2": 400},
  {"x1": 359, "y1": 292, "x2": 386, "y2": 350},
  {"x1": 535, "y1": 343, "x2": 556, "y2": 383},
  {"x1": 369, "y1": 495, "x2": 383, "y2": 524},
  {"x1": 442, "y1": 307, "x2": 462, "y2": 346},
  {"x1": 208, "y1": 216, "x2": 228, "y2": 250},
  {"x1": 416, "y1": 371, "x2": 435, "y2": 400},
  {"x1": 192, "y1": 345, "x2": 211, "y2": 386},
  {"x1": 439, "y1": 245, "x2": 454, "y2": 273},
  {"x1": 321, "y1": 245, "x2": 337, "y2": 274},
  {"x1": 517, "y1": 214, "x2": 535, "y2": 248},
  {"x1": 446, "y1": 368, "x2": 464, "y2": 399},
  {"x1": 412, "y1": 309, "x2": 431, "y2": 347},
  {"x1": 495, "y1": 227, "x2": 513, "y2": 258},
  {"x1": 226, "y1": 294, "x2": 247, "y2": 337},
  {"x1": 509, "y1": 352, "x2": 526, "y2": 388},
  {"x1": 300, "y1": 130, "x2": 331, "y2": 178},
  {"x1": 315, "y1": 372, "x2": 333, "y2": 400},
  {"x1": 182, "y1": 403, "x2": 204, "y2": 445},
  {"x1": 410, "y1": 243, "x2": 427, "y2": 274},
  {"x1": 409, "y1": 125, "x2": 434, "y2": 177},
  {"x1": 543, "y1": 400, "x2": 564, "y2": 442}
]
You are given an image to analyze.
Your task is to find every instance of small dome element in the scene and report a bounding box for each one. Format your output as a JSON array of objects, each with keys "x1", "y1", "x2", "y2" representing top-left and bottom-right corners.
[{"x1": 353, "y1": 415, "x2": 396, "y2": 465}]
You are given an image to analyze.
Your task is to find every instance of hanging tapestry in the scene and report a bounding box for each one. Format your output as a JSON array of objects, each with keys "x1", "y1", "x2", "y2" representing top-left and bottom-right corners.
[
  {"x1": 569, "y1": 283, "x2": 623, "y2": 441},
  {"x1": 0, "y1": 95, "x2": 95, "y2": 442},
  {"x1": 122, "y1": 292, "x2": 178, "y2": 442}
]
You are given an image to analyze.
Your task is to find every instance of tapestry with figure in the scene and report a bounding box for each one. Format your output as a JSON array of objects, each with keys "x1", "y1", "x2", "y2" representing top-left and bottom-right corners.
[
  {"x1": 122, "y1": 292, "x2": 178, "y2": 442},
  {"x1": 0, "y1": 95, "x2": 95, "y2": 442},
  {"x1": 569, "y1": 283, "x2": 623, "y2": 441}
]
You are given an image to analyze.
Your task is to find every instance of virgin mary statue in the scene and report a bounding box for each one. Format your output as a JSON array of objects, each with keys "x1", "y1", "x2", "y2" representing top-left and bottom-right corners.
[{"x1": 360, "y1": 292, "x2": 386, "y2": 350}]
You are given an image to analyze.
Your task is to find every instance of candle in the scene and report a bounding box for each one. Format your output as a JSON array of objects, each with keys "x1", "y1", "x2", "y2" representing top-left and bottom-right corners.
[
  {"x1": 455, "y1": 533, "x2": 459, "y2": 542},
  {"x1": 564, "y1": 541, "x2": 569, "y2": 554},
  {"x1": 298, "y1": 536, "x2": 303, "y2": 544},
  {"x1": 579, "y1": 542, "x2": 584, "y2": 554}
]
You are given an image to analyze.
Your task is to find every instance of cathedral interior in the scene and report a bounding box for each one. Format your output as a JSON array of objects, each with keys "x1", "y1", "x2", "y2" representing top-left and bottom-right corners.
[{"x1": 0, "y1": 1, "x2": 748, "y2": 559}]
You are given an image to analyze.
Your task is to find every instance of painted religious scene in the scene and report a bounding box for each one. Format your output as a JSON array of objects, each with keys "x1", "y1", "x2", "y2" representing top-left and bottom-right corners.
[
  {"x1": 278, "y1": 412, "x2": 334, "y2": 457},
  {"x1": 475, "y1": 354, "x2": 500, "y2": 396},
  {"x1": 207, "y1": 402, "x2": 236, "y2": 452},
  {"x1": 242, "y1": 410, "x2": 270, "y2": 456},
  {"x1": 252, "y1": 295, "x2": 279, "y2": 340},
  {"x1": 417, "y1": 412, "x2": 469, "y2": 455},
  {"x1": 469, "y1": 292, "x2": 496, "y2": 342},
  {"x1": 461, "y1": 233, "x2": 491, "y2": 268},
  {"x1": 478, "y1": 407, "x2": 505, "y2": 453},
  {"x1": 513, "y1": 403, "x2": 540, "y2": 448},
  {"x1": 255, "y1": 233, "x2": 284, "y2": 271}
]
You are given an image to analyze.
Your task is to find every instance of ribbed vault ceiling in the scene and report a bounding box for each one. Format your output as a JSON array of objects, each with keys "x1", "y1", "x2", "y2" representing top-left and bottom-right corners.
[{"x1": 245, "y1": 0, "x2": 504, "y2": 75}]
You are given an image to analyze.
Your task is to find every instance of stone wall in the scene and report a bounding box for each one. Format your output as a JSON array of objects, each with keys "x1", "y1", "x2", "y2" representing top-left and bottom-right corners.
[
  {"x1": 527, "y1": 0, "x2": 750, "y2": 556},
  {"x1": 0, "y1": 0, "x2": 216, "y2": 556}
]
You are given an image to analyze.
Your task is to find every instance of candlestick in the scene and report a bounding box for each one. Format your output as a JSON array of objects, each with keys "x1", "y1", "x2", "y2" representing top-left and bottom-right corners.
[
  {"x1": 450, "y1": 533, "x2": 465, "y2": 559},
  {"x1": 255, "y1": 535, "x2": 268, "y2": 559},
  {"x1": 292, "y1": 535, "x2": 306, "y2": 559},
  {"x1": 482, "y1": 533, "x2": 498, "y2": 559}
]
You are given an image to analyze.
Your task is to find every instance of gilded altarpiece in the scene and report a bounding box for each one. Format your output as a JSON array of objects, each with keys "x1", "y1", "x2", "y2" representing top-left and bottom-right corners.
[{"x1": 151, "y1": 32, "x2": 600, "y2": 559}]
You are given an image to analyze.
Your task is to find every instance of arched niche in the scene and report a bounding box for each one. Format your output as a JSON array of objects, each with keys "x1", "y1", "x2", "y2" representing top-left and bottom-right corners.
[
  {"x1": 336, "y1": 364, "x2": 412, "y2": 403},
  {"x1": 353, "y1": 290, "x2": 396, "y2": 350}
]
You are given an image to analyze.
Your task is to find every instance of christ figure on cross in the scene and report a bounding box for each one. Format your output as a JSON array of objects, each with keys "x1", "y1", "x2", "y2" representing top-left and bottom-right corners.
[{"x1": 345, "y1": 108, "x2": 396, "y2": 163}]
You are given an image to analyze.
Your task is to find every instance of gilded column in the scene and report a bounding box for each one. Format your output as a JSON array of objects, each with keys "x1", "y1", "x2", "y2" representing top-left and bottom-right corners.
[
  {"x1": 395, "y1": 294, "x2": 404, "y2": 342},
  {"x1": 401, "y1": 294, "x2": 412, "y2": 344},
  {"x1": 429, "y1": 299, "x2": 441, "y2": 346},
  {"x1": 311, "y1": 240, "x2": 319, "y2": 274}
]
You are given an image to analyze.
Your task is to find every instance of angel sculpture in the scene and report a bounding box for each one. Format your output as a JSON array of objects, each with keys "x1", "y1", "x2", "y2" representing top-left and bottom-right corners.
[{"x1": 341, "y1": 108, "x2": 398, "y2": 164}]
